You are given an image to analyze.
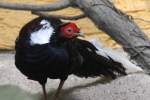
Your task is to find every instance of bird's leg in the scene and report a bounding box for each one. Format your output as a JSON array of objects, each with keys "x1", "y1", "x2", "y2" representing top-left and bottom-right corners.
[
  {"x1": 53, "y1": 79, "x2": 66, "y2": 100},
  {"x1": 42, "y1": 84, "x2": 48, "y2": 100}
]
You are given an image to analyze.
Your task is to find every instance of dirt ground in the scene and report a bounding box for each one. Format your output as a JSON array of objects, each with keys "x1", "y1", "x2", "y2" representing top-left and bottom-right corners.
[{"x1": 0, "y1": 52, "x2": 150, "y2": 100}]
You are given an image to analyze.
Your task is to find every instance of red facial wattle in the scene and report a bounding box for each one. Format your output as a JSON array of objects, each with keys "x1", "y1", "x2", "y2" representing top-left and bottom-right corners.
[{"x1": 60, "y1": 23, "x2": 80, "y2": 39}]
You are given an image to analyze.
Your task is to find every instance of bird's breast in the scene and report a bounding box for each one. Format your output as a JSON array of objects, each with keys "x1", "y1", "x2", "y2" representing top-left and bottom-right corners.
[{"x1": 15, "y1": 44, "x2": 70, "y2": 76}]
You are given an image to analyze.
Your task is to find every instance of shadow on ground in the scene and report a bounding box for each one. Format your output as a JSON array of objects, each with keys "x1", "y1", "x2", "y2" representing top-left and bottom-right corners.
[
  {"x1": 0, "y1": 77, "x2": 113, "y2": 100},
  {"x1": 40, "y1": 77, "x2": 113, "y2": 100}
]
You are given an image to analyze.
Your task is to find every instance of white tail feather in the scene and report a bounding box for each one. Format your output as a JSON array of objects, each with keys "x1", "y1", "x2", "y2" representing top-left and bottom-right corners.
[{"x1": 89, "y1": 38, "x2": 144, "y2": 74}]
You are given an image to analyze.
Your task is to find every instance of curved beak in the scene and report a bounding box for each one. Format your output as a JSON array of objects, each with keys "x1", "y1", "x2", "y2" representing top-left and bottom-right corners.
[{"x1": 77, "y1": 32, "x2": 85, "y2": 37}]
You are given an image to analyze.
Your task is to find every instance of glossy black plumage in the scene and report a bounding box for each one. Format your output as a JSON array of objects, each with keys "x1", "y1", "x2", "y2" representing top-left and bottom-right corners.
[
  {"x1": 15, "y1": 17, "x2": 127, "y2": 83},
  {"x1": 15, "y1": 17, "x2": 127, "y2": 100},
  {"x1": 69, "y1": 39, "x2": 127, "y2": 79},
  {"x1": 15, "y1": 17, "x2": 72, "y2": 84}
]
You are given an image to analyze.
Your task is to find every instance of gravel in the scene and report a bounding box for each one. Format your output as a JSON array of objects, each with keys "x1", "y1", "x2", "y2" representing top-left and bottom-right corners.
[{"x1": 0, "y1": 52, "x2": 149, "y2": 100}]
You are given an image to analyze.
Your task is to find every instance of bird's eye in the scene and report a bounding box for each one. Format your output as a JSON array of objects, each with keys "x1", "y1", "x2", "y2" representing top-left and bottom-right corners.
[{"x1": 67, "y1": 28, "x2": 73, "y2": 32}]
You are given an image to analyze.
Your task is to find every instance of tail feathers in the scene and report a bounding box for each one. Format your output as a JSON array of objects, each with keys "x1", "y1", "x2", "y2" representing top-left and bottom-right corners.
[
  {"x1": 74, "y1": 54, "x2": 127, "y2": 79},
  {"x1": 89, "y1": 38, "x2": 144, "y2": 74},
  {"x1": 107, "y1": 56, "x2": 127, "y2": 75},
  {"x1": 73, "y1": 49, "x2": 127, "y2": 79},
  {"x1": 94, "y1": 55, "x2": 127, "y2": 79}
]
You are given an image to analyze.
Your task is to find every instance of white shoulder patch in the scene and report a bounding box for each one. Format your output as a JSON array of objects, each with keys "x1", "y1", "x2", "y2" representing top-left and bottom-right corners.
[{"x1": 30, "y1": 19, "x2": 54, "y2": 45}]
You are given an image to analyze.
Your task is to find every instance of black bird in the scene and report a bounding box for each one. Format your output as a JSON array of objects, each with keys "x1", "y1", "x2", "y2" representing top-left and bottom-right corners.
[
  {"x1": 15, "y1": 17, "x2": 70, "y2": 100},
  {"x1": 15, "y1": 17, "x2": 141, "y2": 100}
]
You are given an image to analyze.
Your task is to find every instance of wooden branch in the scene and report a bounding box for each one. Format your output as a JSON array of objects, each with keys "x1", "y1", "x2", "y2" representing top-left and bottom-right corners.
[
  {"x1": 0, "y1": 0, "x2": 71, "y2": 11},
  {"x1": 32, "y1": 11, "x2": 86, "y2": 20},
  {"x1": 72, "y1": 0, "x2": 150, "y2": 73}
]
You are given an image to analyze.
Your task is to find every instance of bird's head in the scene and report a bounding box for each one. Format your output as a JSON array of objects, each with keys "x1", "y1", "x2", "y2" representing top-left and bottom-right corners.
[{"x1": 60, "y1": 23, "x2": 84, "y2": 39}]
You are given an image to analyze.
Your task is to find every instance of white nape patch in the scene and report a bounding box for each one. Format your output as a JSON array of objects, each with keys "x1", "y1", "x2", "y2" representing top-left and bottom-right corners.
[
  {"x1": 89, "y1": 38, "x2": 144, "y2": 74},
  {"x1": 30, "y1": 20, "x2": 54, "y2": 45}
]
